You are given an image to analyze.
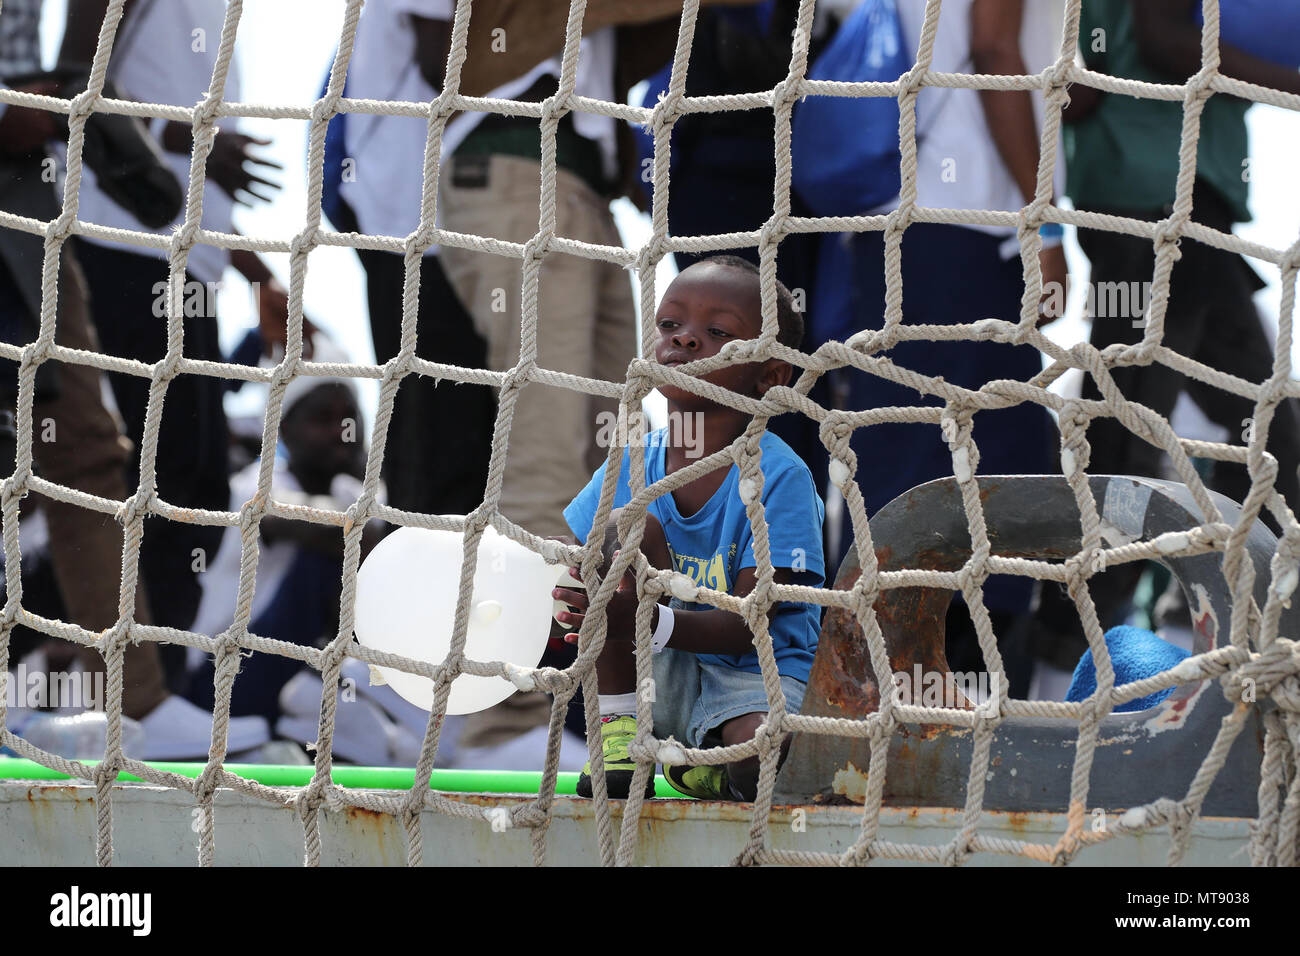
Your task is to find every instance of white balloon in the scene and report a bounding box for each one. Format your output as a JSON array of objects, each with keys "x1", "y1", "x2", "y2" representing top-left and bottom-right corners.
[{"x1": 354, "y1": 526, "x2": 565, "y2": 715}]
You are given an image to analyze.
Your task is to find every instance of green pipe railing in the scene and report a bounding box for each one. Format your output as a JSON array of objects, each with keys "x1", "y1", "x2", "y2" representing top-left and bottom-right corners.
[{"x1": 0, "y1": 757, "x2": 684, "y2": 798}]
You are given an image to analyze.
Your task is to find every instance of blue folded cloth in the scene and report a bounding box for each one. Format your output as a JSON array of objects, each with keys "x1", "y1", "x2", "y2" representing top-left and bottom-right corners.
[{"x1": 1065, "y1": 625, "x2": 1191, "y2": 713}]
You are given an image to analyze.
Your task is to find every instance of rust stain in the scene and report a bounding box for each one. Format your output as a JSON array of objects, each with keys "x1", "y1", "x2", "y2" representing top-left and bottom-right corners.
[
  {"x1": 26, "y1": 785, "x2": 86, "y2": 801},
  {"x1": 344, "y1": 805, "x2": 388, "y2": 823},
  {"x1": 1005, "y1": 812, "x2": 1032, "y2": 834}
]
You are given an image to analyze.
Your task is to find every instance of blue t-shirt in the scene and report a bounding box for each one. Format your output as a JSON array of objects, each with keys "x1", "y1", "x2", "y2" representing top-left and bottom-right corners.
[{"x1": 564, "y1": 428, "x2": 825, "y2": 683}]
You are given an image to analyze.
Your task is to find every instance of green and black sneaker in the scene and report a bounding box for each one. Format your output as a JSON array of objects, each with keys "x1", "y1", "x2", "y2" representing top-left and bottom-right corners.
[
  {"x1": 576, "y1": 715, "x2": 656, "y2": 799},
  {"x1": 662, "y1": 761, "x2": 734, "y2": 800}
]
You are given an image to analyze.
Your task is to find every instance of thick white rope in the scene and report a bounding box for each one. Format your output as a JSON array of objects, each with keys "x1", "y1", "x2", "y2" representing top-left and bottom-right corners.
[{"x1": 0, "y1": 0, "x2": 1297, "y2": 868}]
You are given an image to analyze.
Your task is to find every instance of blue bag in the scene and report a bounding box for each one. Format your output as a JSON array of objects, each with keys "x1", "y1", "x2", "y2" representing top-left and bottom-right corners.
[
  {"x1": 1196, "y1": 0, "x2": 1300, "y2": 68},
  {"x1": 792, "y1": 0, "x2": 910, "y2": 217}
]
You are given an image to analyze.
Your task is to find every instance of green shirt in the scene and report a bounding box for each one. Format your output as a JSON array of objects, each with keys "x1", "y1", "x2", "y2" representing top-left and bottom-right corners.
[{"x1": 1065, "y1": 0, "x2": 1251, "y2": 222}]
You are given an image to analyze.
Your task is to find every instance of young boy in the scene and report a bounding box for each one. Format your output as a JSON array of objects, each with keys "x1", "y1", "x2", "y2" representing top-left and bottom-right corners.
[{"x1": 557, "y1": 256, "x2": 825, "y2": 801}]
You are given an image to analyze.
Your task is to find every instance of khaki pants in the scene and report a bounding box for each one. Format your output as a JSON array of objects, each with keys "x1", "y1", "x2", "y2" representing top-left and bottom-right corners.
[
  {"x1": 439, "y1": 155, "x2": 637, "y2": 540},
  {"x1": 28, "y1": 255, "x2": 167, "y2": 719},
  {"x1": 440, "y1": 155, "x2": 637, "y2": 749}
]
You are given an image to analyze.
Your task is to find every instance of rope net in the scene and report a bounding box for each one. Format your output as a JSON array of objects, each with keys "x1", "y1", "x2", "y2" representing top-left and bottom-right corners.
[{"x1": 0, "y1": 0, "x2": 1297, "y2": 867}]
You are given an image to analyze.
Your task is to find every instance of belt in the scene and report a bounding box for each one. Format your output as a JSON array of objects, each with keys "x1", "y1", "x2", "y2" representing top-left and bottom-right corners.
[{"x1": 455, "y1": 82, "x2": 608, "y2": 197}]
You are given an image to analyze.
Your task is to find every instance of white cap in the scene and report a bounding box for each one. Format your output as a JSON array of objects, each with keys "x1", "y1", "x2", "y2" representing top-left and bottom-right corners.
[{"x1": 281, "y1": 332, "x2": 360, "y2": 421}]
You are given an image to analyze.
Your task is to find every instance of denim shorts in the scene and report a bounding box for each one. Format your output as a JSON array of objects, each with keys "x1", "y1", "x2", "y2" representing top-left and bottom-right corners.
[{"x1": 649, "y1": 648, "x2": 807, "y2": 748}]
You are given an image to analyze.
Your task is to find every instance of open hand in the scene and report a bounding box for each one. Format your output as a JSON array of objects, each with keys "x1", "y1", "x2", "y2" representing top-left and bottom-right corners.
[{"x1": 208, "y1": 130, "x2": 282, "y2": 206}]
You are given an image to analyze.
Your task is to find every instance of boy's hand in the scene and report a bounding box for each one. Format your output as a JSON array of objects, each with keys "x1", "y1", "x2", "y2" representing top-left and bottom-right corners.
[{"x1": 552, "y1": 560, "x2": 642, "y2": 644}]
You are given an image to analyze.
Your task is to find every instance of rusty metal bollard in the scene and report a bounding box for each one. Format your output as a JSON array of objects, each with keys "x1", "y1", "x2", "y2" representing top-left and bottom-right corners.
[{"x1": 775, "y1": 475, "x2": 1284, "y2": 817}]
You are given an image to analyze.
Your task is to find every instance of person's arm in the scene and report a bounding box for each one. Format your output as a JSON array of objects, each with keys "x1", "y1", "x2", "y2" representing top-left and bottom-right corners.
[
  {"x1": 555, "y1": 563, "x2": 797, "y2": 656},
  {"x1": 970, "y1": 0, "x2": 1041, "y2": 208},
  {"x1": 969, "y1": 0, "x2": 1068, "y2": 325},
  {"x1": 456, "y1": 0, "x2": 764, "y2": 97},
  {"x1": 412, "y1": 15, "x2": 452, "y2": 92},
  {"x1": 228, "y1": 243, "x2": 317, "y2": 358},
  {"x1": 554, "y1": 505, "x2": 810, "y2": 655},
  {"x1": 58, "y1": 0, "x2": 137, "y2": 67},
  {"x1": 1132, "y1": 0, "x2": 1300, "y2": 95}
]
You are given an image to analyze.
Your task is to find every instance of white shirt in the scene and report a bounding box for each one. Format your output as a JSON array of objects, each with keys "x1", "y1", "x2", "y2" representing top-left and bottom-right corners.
[
  {"x1": 892, "y1": 0, "x2": 1065, "y2": 249},
  {"x1": 74, "y1": 0, "x2": 238, "y2": 285},
  {"x1": 190, "y1": 458, "x2": 303, "y2": 644},
  {"x1": 341, "y1": 0, "x2": 617, "y2": 249}
]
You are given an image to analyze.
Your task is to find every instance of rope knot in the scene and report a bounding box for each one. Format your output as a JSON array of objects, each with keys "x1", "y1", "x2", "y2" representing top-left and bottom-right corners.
[
  {"x1": 117, "y1": 489, "x2": 155, "y2": 526},
  {"x1": 191, "y1": 96, "x2": 223, "y2": 131},
  {"x1": 1151, "y1": 220, "x2": 1185, "y2": 257},
  {"x1": 521, "y1": 233, "x2": 551, "y2": 264},
  {"x1": 67, "y1": 87, "x2": 100, "y2": 124},
  {"x1": 21, "y1": 337, "x2": 55, "y2": 370}
]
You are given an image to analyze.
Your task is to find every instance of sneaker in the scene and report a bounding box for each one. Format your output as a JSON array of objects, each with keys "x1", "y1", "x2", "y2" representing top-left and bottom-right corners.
[
  {"x1": 137, "y1": 695, "x2": 270, "y2": 761},
  {"x1": 276, "y1": 671, "x2": 394, "y2": 766},
  {"x1": 662, "y1": 761, "x2": 734, "y2": 800},
  {"x1": 575, "y1": 715, "x2": 656, "y2": 799}
]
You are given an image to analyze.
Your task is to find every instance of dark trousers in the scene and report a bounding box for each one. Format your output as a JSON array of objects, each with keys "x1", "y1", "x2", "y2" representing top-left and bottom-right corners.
[
  {"x1": 0, "y1": 250, "x2": 169, "y2": 717},
  {"x1": 1033, "y1": 183, "x2": 1300, "y2": 666},
  {"x1": 74, "y1": 241, "x2": 229, "y2": 641},
  {"x1": 846, "y1": 223, "x2": 1056, "y2": 616},
  {"x1": 187, "y1": 548, "x2": 341, "y2": 725},
  {"x1": 358, "y1": 249, "x2": 494, "y2": 517},
  {"x1": 1080, "y1": 185, "x2": 1300, "y2": 517}
]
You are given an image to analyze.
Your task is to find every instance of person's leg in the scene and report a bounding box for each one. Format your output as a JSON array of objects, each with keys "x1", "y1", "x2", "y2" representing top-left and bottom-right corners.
[
  {"x1": 572, "y1": 509, "x2": 673, "y2": 798},
  {"x1": 1178, "y1": 253, "x2": 1300, "y2": 519},
  {"x1": 188, "y1": 548, "x2": 341, "y2": 725},
  {"x1": 441, "y1": 156, "x2": 610, "y2": 758},
  {"x1": 441, "y1": 156, "x2": 630, "y2": 539},
  {"x1": 690, "y1": 666, "x2": 808, "y2": 801},
  {"x1": 359, "y1": 247, "x2": 494, "y2": 516},
  {"x1": 587, "y1": 197, "x2": 638, "y2": 479},
  {"x1": 74, "y1": 242, "x2": 228, "y2": 633},
  {"x1": 1076, "y1": 226, "x2": 1208, "y2": 481},
  {"x1": 845, "y1": 224, "x2": 1051, "y2": 609},
  {"x1": 29, "y1": 252, "x2": 167, "y2": 719}
]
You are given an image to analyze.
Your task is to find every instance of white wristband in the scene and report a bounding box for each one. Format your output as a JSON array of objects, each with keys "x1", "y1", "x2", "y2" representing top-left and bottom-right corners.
[{"x1": 650, "y1": 604, "x2": 675, "y2": 654}]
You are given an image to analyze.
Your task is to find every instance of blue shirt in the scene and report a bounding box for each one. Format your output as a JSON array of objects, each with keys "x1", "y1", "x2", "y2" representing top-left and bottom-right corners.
[{"x1": 564, "y1": 428, "x2": 825, "y2": 682}]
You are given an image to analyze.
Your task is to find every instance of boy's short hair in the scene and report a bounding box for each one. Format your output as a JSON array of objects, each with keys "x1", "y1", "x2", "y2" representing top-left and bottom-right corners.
[{"x1": 699, "y1": 254, "x2": 804, "y2": 351}]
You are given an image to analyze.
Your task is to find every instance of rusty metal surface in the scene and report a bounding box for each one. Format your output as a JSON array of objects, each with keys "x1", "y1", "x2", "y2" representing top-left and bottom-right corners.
[
  {"x1": 0, "y1": 782, "x2": 1251, "y2": 866},
  {"x1": 775, "y1": 475, "x2": 1284, "y2": 816}
]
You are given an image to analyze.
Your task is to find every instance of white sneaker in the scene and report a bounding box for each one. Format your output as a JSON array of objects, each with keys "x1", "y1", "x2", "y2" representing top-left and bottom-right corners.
[
  {"x1": 339, "y1": 657, "x2": 435, "y2": 739},
  {"x1": 338, "y1": 657, "x2": 465, "y2": 766},
  {"x1": 275, "y1": 671, "x2": 393, "y2": 766},
  {"x1": 136, "y1": 695, "x2": 270, "y2": 760}
]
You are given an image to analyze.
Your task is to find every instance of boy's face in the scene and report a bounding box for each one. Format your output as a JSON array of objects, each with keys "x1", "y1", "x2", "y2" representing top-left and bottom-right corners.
[{"x1": 653, "y1": 262, "x2": 790, "y2": 408}]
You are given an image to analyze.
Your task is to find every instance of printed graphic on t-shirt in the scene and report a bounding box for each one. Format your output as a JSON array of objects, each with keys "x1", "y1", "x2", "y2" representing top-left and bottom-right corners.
[{"x1": 669, "y1": 543, "x2": 737, "y2": 593}]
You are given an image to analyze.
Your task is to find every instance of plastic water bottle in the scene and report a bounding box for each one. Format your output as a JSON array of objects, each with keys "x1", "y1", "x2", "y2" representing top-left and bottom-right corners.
[{"x1": 20, "y1": 712, "x2": 146, "y2": 760}]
